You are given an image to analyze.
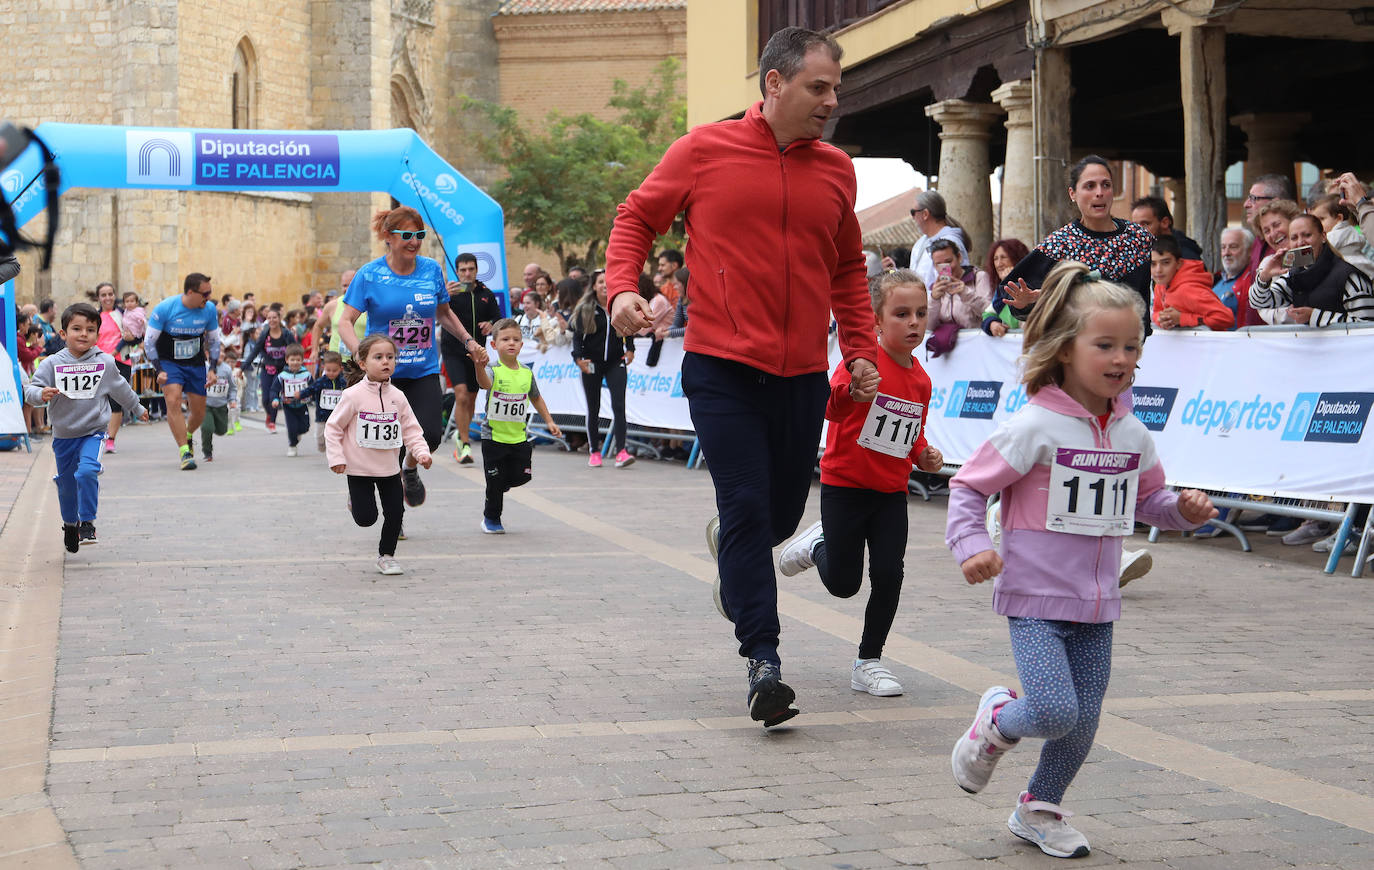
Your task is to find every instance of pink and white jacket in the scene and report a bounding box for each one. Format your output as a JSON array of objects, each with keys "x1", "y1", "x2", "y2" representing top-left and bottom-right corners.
[
  {"x1": 946, "y1": 385, "x2": 1201, "y2": 623},
  {"x1": 324, "y1": 378, "x2": 431, "y2": 477}
]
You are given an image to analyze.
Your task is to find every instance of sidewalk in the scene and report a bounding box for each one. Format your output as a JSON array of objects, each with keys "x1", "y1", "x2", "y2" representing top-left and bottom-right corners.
[{"x1": 4, "y1": 418, "x2": 1373, "y2": 868}]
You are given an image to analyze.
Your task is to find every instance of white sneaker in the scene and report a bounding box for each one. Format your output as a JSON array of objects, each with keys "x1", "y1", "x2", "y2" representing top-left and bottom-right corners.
[
  {"x1": 286, "y1": 445, "x2": 298, "y2": 457},
  {"x1": 706, "y1": 516, "x2": 729, "y2": 621},
  {"x1": 1007, "y1": 792, "x2": 1091, "y2": 858},
  {"x1": 1313, "y1": 531, "x2": 1357, "y2": 555},
  {"x1": 1118, "y1": 548, "x2": 1152, "y2": 587},
  {"x1": 951, "y1": 686, "x2": 1018, "y2": 794},
  {"x1": 778, "y1": 520, "x2": 824, "y2": 577},
  {"x1": 986, "y1": 500, "x2": 1002, "y2": 548},
  {"x1": 1282, "y1": 520, "x2": 1330, "y2": 546},
  {"x1": 851, "y1": 659, "x2": 903, "y2": 696},
  {"x1": 376, "y1": 555, "x2": 403, "y2": 575}
]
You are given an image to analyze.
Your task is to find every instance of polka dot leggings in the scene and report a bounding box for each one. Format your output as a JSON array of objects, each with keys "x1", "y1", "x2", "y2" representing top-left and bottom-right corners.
[{"x1": 993, "y1": 617, "x2": 1113, "y2": 805}]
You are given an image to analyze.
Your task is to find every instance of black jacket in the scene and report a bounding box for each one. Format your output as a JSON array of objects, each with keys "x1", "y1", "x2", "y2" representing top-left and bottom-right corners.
[
  {"x1": 571, "y1": 303, "x2": 634, "y2": 371},
  {"x1": 441, "y1": 281, "x2": 502, "y2": 354}
]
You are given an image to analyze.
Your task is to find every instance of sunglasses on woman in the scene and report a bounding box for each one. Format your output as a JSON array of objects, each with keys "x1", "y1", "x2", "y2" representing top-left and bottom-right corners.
[{"x1": 389, "y1": 229, "x2": 427, "y2": 240}]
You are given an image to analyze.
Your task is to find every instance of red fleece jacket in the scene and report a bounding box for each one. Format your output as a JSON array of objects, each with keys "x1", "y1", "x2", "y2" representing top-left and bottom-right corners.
[
  {"x1": 1153, "y1": 258, "x2": 1236, "y2": 330},
  {"x1": 605, "y1": 102, "x2": 877, "y2": 377}
]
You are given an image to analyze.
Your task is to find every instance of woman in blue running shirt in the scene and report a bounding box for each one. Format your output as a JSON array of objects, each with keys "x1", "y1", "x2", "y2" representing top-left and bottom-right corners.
[{"x1": 338, "y1": 206, "x2": 489, "y2": 509}]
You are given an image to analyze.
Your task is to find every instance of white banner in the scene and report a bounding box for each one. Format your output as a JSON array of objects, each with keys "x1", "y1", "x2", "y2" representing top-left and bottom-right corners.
[
  {"x1": 492, "y1": 328, "x2": 1374, "y2": 502},
  {"x1": 0, "y1": 342, "x2": 27, "y2": 435}
]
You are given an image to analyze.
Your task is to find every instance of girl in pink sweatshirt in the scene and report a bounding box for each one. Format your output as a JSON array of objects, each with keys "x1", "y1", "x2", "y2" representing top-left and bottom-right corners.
[
  {"x1": 945, "y1": 261, "x2": 1216, "y2": 859},
  {"x1": 325, "y1": 334, "x2": 432, "y2": 576}
]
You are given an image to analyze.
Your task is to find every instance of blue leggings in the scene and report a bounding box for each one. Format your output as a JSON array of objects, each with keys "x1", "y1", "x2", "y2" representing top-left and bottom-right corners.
[
  {"x1": 993, "y1": 618, "x2": 1113, "y2": 805},
  {"x1": 52, "y1": 432, "x2": 105, "y2": 524}
]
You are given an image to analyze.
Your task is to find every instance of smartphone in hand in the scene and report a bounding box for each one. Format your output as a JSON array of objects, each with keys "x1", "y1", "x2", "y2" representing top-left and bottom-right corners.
[{"x1": 1284, "y1": 245, "x2": 1314, "y2": 269}]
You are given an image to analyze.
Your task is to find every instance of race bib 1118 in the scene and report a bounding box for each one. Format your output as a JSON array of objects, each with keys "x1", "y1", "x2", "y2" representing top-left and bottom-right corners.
[{"x1": 857, "y1": 393, "x2": 924, "y2": 459}]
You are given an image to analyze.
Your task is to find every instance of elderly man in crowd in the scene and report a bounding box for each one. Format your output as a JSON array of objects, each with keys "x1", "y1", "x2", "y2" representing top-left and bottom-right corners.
[
  {"x1": 1233, "y1": 173, "x2": 1296, "y2": 326},
  {"x1": 1211, "y1": 227, "x2": 1252, "y2": 322}
]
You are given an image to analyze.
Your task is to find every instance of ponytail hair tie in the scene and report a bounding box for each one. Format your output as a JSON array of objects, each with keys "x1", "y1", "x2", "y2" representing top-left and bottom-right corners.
[{"x1": 1075, "y1": 268, "x2": 1102, "y2": 285}]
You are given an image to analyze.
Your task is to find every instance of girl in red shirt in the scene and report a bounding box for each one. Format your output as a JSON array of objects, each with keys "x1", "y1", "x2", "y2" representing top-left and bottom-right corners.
[{"x1": 777, "y1": 268, "x2": 944, "y2": 696}]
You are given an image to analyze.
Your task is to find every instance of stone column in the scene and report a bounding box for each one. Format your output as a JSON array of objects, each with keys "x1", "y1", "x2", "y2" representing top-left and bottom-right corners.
[
  {"x1": 991, "y1": 79, "x2": 1034, "y2": 246},
  {"x1": 1169, "y1": 16, "x2": 1226, "y2": 268},
  {"x1": 1163, "y1": 177, "x2": 1188, "y2": 238},
  {"x1": 924, "y1": 99, "x2": 1003, "y2": 265},
  {"x1": 1230, "y1": 112, "x2": 1309, "y2": 195},
  {"x1": 1033, "y1": 47, "x2": 1073, "y2": 241}
]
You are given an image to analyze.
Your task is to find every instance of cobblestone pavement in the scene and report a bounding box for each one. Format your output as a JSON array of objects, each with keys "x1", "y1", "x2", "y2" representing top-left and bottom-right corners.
[{"x1": 4, "y1": 416, "x2": 1373, "y2": 869}]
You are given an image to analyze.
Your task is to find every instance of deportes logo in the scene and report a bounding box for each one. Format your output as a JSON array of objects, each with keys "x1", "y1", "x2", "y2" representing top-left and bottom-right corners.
[
  {"x1": 125, "y1": 130, "x2": 193, "y2": 185},
  {"x1": 456, "y1": 242, "x2": 504, "y2": 289},
  {"x1": 434, "y1": 173, "x2": 458, "y2": 195},
  {"x1": 1281, "y1": 391, "x2": 1372, "y2": 444},
  {"x1": 400, "y1": 171, "x2": 464, "y2": 227},
  {"x1": 1131, "y1": 386, "x2": 1179, "y2": 431},
  {"x1": 0, "y1": 169, "x2": 21, "y2": 196},
  {"x1": 943, "y1": 380, "x2": 1001, "y2": 420}
]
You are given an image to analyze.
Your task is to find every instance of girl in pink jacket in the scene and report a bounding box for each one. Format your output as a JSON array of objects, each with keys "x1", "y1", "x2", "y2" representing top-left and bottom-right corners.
[
  {"x1": 326, "y1": 334, "x2": 433, "y2": 576},
  {"x1": 945, "y1": 261, "x2": 1216, "y2": 858}
]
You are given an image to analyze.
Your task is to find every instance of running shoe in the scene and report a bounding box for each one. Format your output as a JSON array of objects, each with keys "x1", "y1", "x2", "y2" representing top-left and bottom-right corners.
[
  {"x1": 614, "y1": 449, "x2": 635, "y2": 468},
  {"x1": 747, "y1": 659, "x2": 798, "y2": 728},
  {"x1": 103, "y1": 437, "x2": 116, "y2": 454},
  {"x1": 203, "y1": 453, "x2": 214, "y2": 462},
  {"x1": 266, "y1": 421, "x2": 277, "y2": 433},
  {"x1": 588, "y1": 451, "x2": 602, "y2": 468},
  {"x1": 286, "y1": 446, "x2": 298, "y2": 457},
  {"x1": 1007, "y1": 792, "x2": 1090, "y2": 858},
  {"x1": 1313, "y1": 532, "x2": 1357, "y2": 555},
  {"x1": 1282, "y1": 520, "x2": 1331, "y2": 546},
  {"x1": 480, "y1": 517, "x2": 505, "y2": 534},
  {"x1": 851, "y1": 659, "x2": 903, "y2": 697},
  {"x1": 706, "y1": 515, "x2": 730, "y2": 621},
  {"x1": 459, "y1": 442, "x2": 474, "y2": 465},
  {"x1": 778, "y1": 520, "x2": 824, "y2": 576},
  {"x1": 951, "y1": 685, "x2": 1018, "y2": 794},
  {"x1": 402, "y1": 467, "x2": 426, "y2": 506},
  {"x1": 62, "y1": 524, "x2": 79, "y2": 554},
  {"x1": 1118, "y1": 548, "x2": 1152, "y2": 587},
  {"x1": 376, "y1": 555, "x2": 404, "y2": 576},
  {"x1": 78, "y1": 521, "x2": 97, "y2": 545},
  {"x1": 179, "y1": 449, "x2": 197, "y2": 471}
]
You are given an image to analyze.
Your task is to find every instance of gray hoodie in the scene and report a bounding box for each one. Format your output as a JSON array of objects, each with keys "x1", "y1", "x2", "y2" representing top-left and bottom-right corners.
[{"x1": 24, "y1": 346, "x2": 143, "y2": 439}]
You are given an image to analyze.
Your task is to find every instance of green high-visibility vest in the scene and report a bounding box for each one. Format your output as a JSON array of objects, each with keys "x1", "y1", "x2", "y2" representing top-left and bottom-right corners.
[{"x1": 486, "y1": 363, "x2": 533, "y2": 444}]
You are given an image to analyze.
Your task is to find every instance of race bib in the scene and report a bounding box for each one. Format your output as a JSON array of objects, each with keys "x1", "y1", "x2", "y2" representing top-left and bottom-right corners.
[
  {"x1": 857, "y1": 393, "x2": 924, "y2": 459},
  {"x1": 283, "y1": 379, "x2": 306, "y2": 399},
  {"x1": 54, "y1": 362, "x2": 105, "y2": 399},
  {"x1": 1046, "y1": 448, "x2": 1140, "y2": 536},
  {"x1": 488, "y1": 391, "x2": 528, "y2": 423},
  {"x1": 356, "y1": 411, "x2": 402, "y2": 449},
  {"x1": 207, "y1": 382, "x2": 230, "y2": 399},
  {"x1": 267, "y1": 346, "x2": 286, "y2": 358},
  {"x1": 319, "y1": 390, "x2": 342, "y2": 411},
  {"x1": 388, "y1": 316, "x2": 433, "y2": 350},
  {"x1": 173, "y1": 336, "x2": 201, "y2": 359}
]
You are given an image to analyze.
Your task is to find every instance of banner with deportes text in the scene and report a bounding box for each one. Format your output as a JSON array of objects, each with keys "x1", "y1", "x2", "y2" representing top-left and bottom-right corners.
[{"x1": 500, "y1": 327, "x2": 1374, "y2": 503}]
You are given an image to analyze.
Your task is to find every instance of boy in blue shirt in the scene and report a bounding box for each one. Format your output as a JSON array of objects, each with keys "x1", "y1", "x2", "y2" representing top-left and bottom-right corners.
[
  {"x1": 270, "y1": 344, "x2": 313, "y2": 457},
  {"x1": 302, "y1": 350, "x2": 348, "y2": 454}
]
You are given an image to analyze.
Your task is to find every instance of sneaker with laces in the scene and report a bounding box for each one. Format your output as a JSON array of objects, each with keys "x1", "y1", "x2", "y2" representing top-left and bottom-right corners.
[
  {"x1": 78, "y1": 521, "x2": 97, "y2": 545},
  {"x1": 480, "y1": 517, "x2": 505, "y2": 534},
  {"x1": 1118, "y1": 548, "x2": 1152, "y2": 587},
  {"x1": 951, "y1": 685, "x2": 1018, "y2": 793},
  {"x1": 1282, "y1": 519, "x2": 1331, "y2": 546},
  {"x1": 459, "y1": 442, "x2": 474, "y2": 465},
  {"x1": 851, "y1": 658, "x2": 903, "y2": 696},
  {"x1": 179, "y1": 449, "x2": 197, "y2": 471},
  {"x1": 103, "y1": 437, "x2": 117, "y2": 454},
  {"x1": 286, "y1": 445, "x2": 298, "y2": 457},
  {"x1": 779, "y1": 520, "x2": 824, "y2": 576},
  {"x1": 706, "y1": 516, "x2": 730, "y2": 621},
  {"x1": 402, "y1": 467, "x2": 426, "y2": 506},
  {"x1": 1313, "y1": 532, "x2": 1356, "y2": 555},
  {"x1": 376, "y1": 555, "x2": 404, "y2": 575},
  {"x1": 588, "y1": 451, "x2": 603, "y2": 468},
  {"x1": 62, "y1": 523, "x2": 80, "y2": 553},
  {"x1": 614, "y1": 449, "x2": 635, "y2": 468},
  {"x1": 747, "y1": 659, "x2": 798, "y2": 728},
  {"x1": 1007, "y1": 792, "x2": 1090, "y2": 858}
]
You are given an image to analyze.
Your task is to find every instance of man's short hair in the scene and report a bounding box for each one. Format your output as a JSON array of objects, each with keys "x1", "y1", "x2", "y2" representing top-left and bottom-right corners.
[
  {"x1": 1221, "y1": 226, "x2": 1254, "y2": 248},
  {"x1": 1151, "y1": 236, "x2": 1183, "y2": 259},
  {"x1": 183, "y1": 272, "x2": 211, "y2": 292},
  {"x1": 1253, "y1": 173, "x2": 1295, "y2": 201},
  {"x1": 284, "y1": 344, "x2": 305, "y2": 358},
  {"x1": 657, "y1": 249, "x2": 684, "y2": 269},
  {"x1": 492, "y1": 317, "x2": 521, "y2": 336},
  {"x1": 39, "y1": 298, "x2": 54, "y2": 314},
  {"x1": 455, "y1": 252, "x2": 477, "y2": 267},
  {"x1": 1131, "y1": 196, "x2": 1172, "y2": 224},
  {"x1": 301, "y1": 293, "x2": 312, "y2": 306},
  {"x1": 757, "y1": 27, "x2": 842, "y2": 96},
  {"x1": 61, "y1": 302, "x2": 101, "y2": 330},
  {"x1": 319, "y1": 350, "x2": 343, "y2": 367}
]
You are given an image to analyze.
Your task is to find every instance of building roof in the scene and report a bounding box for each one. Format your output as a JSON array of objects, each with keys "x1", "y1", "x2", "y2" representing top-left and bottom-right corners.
[
  {"x1": 857, "y1": 187, "x2": 921, "y2": 249},
  {"x1": 496, "y1": 0, "x2": 685, "y2": 14}
]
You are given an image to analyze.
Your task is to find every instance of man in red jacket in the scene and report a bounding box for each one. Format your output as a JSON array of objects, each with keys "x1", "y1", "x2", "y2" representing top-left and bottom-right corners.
[{"x1": 606, "y1": 27, "x2": 880, "y2": 728}]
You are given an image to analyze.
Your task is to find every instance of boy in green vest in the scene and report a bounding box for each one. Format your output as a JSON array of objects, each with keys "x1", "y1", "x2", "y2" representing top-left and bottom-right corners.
[{"x1": 475, "y1": 319, "x2": 562, "y2": 534}]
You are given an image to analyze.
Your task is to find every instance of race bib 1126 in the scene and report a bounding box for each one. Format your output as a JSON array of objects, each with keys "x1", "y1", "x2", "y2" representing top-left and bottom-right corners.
[{"x1": 54, "y1": 362, "x2": 105, "y2": 399}]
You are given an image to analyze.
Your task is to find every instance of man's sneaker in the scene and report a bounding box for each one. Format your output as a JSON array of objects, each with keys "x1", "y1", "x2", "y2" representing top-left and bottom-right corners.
[
  {"x1": 1313, "y1": 532, "x2": 1357, "y2": 555},
  {"x1": 588, "y1": 451, "x2": 602, "y2": 468},
  {"x1": 614, "y1": 449, "x2": 635, "y2": 468},
  {"x1": 851, "y1": 659, "x2": 903, "y2": 697},
  {"x1": 459, "y1": 442, "x2": 474, "y2": 465},
  {"x1": 203, "y1": 452, "x2": 214, "y2": 462},
  {"x1": 747, "y1": 659, "x2": 798, "y2": 728},
  {"x1": 402, "y1": 467, "x2": 426, "y2": 506},
  {"x1": 376, "y1": 555, "x2": 404, "y2": 576},
  {"x1": 179, "y1": 449, "x2": 197, "y2": 471},
  {"x1": 1283, "y1": 520, "x2": 1331, "y2": 546},
  {"x1": 778, "y1": 520, "x2": 824, "y2": 577},
  {"x1": 62, "y1": 523, "x2": 80, "y2": 554},
  {"x1": 1265, "y1": 516, "x2": 1302, "y2": 535},
  {"x1": 951, "y1": 685, "x2": 1018, "y2": 793},
  {"x1": 1118, "y1": 548, "x2": 1152, "y2": 587},
  {"x1": 286, "y1": 445, "x2": 298, "y2": 457},
  {"x1": 480, "y1": 517, "x2": 505, "y2": 534},
  {"x1": 1007, "y1": 792, "x2": 1091, "y2": 859},
  {"x1": 706, "y1": 515, "x2": 730, "y2": 621},
  {"x1": 78, "y1": 521, "x2": 97, "y2": 545},
  {"x1": 986, "y1": 500, "x2": 1002, "y2": 548},
  {"x1": 103, "y1": 438, "x2": 116, "y2": 454}
]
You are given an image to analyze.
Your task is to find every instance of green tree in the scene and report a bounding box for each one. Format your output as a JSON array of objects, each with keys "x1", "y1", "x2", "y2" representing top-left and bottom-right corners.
[{"x1": 459, "y1": 59, "x2": 685, "y2": 274}]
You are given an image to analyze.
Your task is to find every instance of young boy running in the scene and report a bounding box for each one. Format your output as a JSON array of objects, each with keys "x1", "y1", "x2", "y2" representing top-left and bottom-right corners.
[
  {"x1": 270, "y1": 345, "x2": 312, "y2": 457},
  {"x1": 474, "y1": 319, "x2": 561, "y2": 533},
  {"x1": 200, "y1": 354, "x2": 236, "y2": 462},
  {"x1": 24, "y1": 302, "x2": 149, "y2": 551},
  {"x1": 303, "y1": 350, "x2": 348, "y2": 454}
]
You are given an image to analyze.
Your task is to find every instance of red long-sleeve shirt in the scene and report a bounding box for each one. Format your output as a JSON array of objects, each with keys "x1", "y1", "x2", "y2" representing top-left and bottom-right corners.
[
  {"x1": 820, "y1": 350, "x2": 932, "y2": 493},
  {"x1": 605, "y1": 102, "x2": 877, "y2": 377},
  {"x1": 1152, "y1": 258, "x2": 1236, "y2": 331}
]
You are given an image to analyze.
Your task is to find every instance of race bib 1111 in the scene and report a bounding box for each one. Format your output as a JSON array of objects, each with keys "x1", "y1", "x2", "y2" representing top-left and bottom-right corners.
[{"x1": 1046, "y1": 448, "x2": 1140, "y2": 536}]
